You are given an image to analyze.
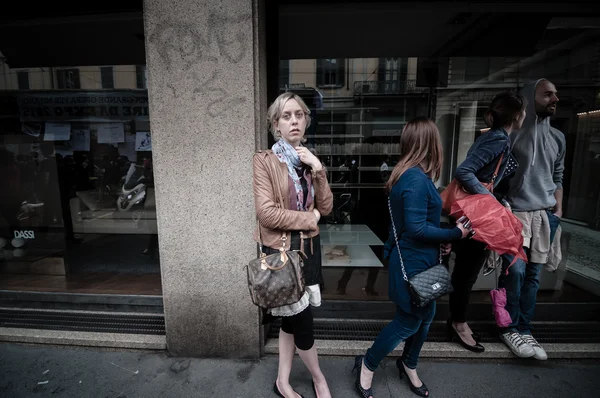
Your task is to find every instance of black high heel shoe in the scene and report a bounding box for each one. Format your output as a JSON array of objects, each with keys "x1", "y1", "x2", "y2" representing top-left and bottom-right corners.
[
  {"x1": 446, "y1": 319, "x2": 484, "y2": 353},
  {"x1": 351, "y1": 355, "x2": 374, "y2": 398},
  {"x1": 273, "y1": 380, "x2": 304, "y2": 398},
  {"x1": 396, "y1": 359, "x2": 429, "y2": 397}
]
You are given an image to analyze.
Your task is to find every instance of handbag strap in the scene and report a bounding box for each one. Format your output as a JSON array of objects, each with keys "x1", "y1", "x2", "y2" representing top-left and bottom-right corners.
[
  {"x1": 257, "y1": 152, "x2": 287, "y2": 252},
  {"x1": 387, "y1": 197, "x2": 443, "y2": 283},
  {"x1": 490, "y1": 153, "x2": 505, "y2": 184},
  {"x1": 388, "y1": 197, "x2": 409, "y2": 282}
]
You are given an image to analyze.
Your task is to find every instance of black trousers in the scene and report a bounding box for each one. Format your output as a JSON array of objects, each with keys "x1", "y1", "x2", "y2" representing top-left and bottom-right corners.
[
  {"x1": 449, "y1": 238, "x2": 488, "y2": 323},
  {"x1": 280, "y1": 306, "x2": 315, "y2": 350}
]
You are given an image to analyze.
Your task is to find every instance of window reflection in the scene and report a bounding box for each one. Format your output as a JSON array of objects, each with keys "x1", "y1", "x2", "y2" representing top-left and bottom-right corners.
[
  {"x1": 0, "y1": 63, "x2": 161, "y2": 295},
  {"x1": 279, "y1": 15, "x2": 600, "y2": 301}
]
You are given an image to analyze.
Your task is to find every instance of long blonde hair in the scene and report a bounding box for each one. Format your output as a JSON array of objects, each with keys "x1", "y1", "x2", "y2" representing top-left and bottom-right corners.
[{"x1": 385, "y1": 117, "x2": 443, "y2": 193}]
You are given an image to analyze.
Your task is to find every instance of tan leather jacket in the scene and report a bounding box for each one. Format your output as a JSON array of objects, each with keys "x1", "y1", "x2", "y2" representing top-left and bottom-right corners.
[{"x1": 253, "y1": 150, "x2": 333, "y2": 250}]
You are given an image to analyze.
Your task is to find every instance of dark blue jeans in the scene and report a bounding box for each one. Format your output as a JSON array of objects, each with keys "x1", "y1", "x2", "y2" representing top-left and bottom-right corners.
[
  {"x1": 546, "y1": 210, "x2": 560, "y2": 244},
  {"x1": 364, "y1": 303, "x2": 435, "y2": 371},
  {"x1": 499, "y1": 249, "x2": 543, "y2": 335}
]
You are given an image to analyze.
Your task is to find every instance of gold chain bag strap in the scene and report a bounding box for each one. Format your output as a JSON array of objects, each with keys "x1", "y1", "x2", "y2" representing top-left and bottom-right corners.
[{"x1": 247, "y1": 152, "x2": 306, "y2": 309}]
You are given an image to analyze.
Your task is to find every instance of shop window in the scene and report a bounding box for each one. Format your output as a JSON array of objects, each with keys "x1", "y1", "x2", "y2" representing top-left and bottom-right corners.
[
  {"x1": 279, "y1": 60, "x2": 290, "y2": 89},
  {"x1": 317, "y1": 58, "x2": 345, "y2": 88},
  {"x1": 136, "y1": 65, "x2": 147, "y2": 89},
  {"x1": 0, "y1": 68, "x2": 158, "y2": 297},
  {"x1": 378, "y1": 58, "x2": 408, "y2": 93},
  {"x1": 545, "y1": 52, "x2": 570, "y2": 81},
  {"x1": 276, "y1": 10, "x2": 600, "y2": 313},
  {"x1": 17, "y1": 71, "x2": 29, "y2": 90},
  {"x1": 101, "y1": 66, "x2": 115, "y2": 89},
  {"x1": 464, "y1": 57, "x2": 490, "y2": 83},
  {"x1": 56, "y1": 69, "x2": 80, "y2": 89}
]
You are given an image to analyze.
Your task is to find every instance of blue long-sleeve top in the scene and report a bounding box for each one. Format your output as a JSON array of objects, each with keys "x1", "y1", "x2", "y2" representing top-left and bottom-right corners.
[
  {"x1": 384, "y1": 167, "x2": 462, "y2": 317},
  {"x1": 454, "y1": 128, "x2": 511, "y2": 195}
]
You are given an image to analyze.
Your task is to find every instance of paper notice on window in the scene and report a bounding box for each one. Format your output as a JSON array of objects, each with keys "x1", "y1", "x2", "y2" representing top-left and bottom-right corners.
[
  {"x1": 135, "y1": 132, "x2": 152, "y2": 151},
  {"x1": 44, "y1": 122, "x2": 71, "y2": 141},
  {"x1": 119, "y1": 134, "x2": 137, "y2": 163},
  {"x1": 71, "y1": 128, "x2": 91, "y2": 151},
  {"x1": 96, "y1": 123, "x2": 125, "y2": 144}
]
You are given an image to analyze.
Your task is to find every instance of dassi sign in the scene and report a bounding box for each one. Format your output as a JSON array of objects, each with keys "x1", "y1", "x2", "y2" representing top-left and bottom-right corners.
[{"x1": 14, "y1": 230, "x2": 35, "y2": 239}]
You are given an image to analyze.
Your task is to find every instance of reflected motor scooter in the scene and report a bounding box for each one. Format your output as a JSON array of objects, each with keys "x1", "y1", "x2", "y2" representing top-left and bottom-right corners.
[{"x1": 117, "y1": 163, "x2": 147, "y2": 212}]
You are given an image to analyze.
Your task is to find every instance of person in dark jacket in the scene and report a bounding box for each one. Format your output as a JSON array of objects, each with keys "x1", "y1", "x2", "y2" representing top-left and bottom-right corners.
[
  {"x1": 448, "y1": 92, "x2": 527, "y2": 353},
  {"x1": 352, "y1": 118, "x2": 469, "y2": 398}
]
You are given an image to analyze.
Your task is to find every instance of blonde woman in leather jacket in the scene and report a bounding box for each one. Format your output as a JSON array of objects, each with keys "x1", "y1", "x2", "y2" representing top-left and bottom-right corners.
[{"x1": 253, "y1": 92, "x2": 333, "y2": 398}]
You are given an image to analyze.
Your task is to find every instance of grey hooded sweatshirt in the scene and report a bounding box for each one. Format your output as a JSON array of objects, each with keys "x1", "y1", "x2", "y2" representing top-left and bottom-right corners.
[{"x1": 504, "y1": 79, "x2": 566, "y2": 212}]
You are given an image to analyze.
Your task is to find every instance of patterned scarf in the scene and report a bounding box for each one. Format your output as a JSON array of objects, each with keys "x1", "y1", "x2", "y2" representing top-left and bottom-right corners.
[{"x1": 272, "y1": 139, "x2": 314, "y2": 211}]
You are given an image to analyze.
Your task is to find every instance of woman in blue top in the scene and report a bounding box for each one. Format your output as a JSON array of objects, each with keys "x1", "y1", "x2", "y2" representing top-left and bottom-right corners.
[
  {"x1": 447, "y1": 92, "x2": 527, "y2": 353},
  {"x1": 352, "y1": 118, "x2": 469, "y2": 398}
]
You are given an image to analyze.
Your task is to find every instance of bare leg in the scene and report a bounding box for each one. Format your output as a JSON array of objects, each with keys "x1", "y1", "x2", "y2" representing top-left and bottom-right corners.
[
  {"x1": 297, "y1": 345, "x2": 332, "y2": 398},
  {"x1": 403, "y1": 361, "x2": 425, "y2": 389},
  {"x1": 276, "y1": 329, "x2": 301, "y2": 398},
  {"x1": 453, "y1": 321, "x2": 476, "y2": 345},
  {"x1": 360, "y1": 360, "x2": 374, "y2": 398}
]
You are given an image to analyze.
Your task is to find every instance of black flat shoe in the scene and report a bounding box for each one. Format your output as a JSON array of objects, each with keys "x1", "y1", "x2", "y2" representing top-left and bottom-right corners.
[
  {"x1": 396, "y1": 359, "x2": 429, "y2": 397},
  {"x1": 351, "y1": 355, "x2": 374, "y2": 398},
  {"x1": 446, "y1": 320, "x2": 485, "y2": 353},
  {"x1": 273, "y1": 380, "x2": 304, "y2": 398}
]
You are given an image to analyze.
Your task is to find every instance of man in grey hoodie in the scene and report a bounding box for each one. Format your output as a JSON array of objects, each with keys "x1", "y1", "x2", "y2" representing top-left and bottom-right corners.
[{"x1": 498, "y1": 79, "x2": 565, "y2": 360}]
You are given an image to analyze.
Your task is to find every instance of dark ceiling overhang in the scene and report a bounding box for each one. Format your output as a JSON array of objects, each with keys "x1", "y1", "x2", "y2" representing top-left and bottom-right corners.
[
  {"x1": 0, "y1": 2, "x2": 144, "y2": 68},
  {"x1": 279, "y1": 2, "x2": 600, "y2": 59},
  {"x1": 1, "y1": 1, "x2": 600, "y2": 68}
]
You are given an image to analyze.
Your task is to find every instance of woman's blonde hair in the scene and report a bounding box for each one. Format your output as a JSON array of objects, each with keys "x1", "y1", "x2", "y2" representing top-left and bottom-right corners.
[
  {"x1": 267, "y1": 92, "x2": 312, "y2": 141},
  {"x1": 385, "y1": 117, "x2": 443, "y2": 193}
]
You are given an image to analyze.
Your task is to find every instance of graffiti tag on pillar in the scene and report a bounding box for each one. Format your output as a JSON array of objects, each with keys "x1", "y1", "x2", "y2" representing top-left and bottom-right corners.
[
  {"x1": 193, "y1": 71, "x2": 246, "y2": 117},
  {"x1": 149, "y1": 11, "x2": 251, "y2": 116},
  {"x1": 149, "y1": 23, "x2": 215, "y2": 71},
  {"x1": 206, "y1": 13, "x2": 250, "y2": 64}
]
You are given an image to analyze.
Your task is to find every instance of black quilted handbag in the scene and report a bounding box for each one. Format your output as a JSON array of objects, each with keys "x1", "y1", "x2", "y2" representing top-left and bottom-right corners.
[{"x1": 388, "y1": 198, "x2": 454, "y2": 307}]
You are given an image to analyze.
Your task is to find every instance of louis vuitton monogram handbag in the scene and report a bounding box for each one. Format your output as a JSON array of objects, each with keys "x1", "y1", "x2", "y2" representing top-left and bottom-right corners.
[{"x1": 247, "y1": 232, "x2": 306, "y2": 309}]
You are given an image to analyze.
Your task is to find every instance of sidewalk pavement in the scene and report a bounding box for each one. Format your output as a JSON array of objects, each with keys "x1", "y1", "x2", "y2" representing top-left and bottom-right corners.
[{"x1": 1, "y1": 342, "x2": 599, "y2": 398}]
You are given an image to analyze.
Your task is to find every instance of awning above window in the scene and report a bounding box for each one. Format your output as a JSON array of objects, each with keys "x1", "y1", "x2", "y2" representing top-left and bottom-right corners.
[{"x1": 0, "y1": 3, "x2": 145, "y2": 68}]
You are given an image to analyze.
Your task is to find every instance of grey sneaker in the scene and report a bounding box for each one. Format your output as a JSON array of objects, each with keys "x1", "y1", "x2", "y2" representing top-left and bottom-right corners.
[
  {"x1": 521, "y1": 334, "x2": 548, "y2": 360},
  {"x1": 500, "y1": 332, "x2": 535, "y2": 358}
]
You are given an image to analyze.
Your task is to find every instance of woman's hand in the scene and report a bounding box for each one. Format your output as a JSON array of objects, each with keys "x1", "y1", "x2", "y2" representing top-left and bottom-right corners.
[
  {"x1": 456, "y1": 222, "x2": 470, "y2": 239},
  {"x1": 296, "y1": 147, "x2": 322, "y2": 171},
  {"x1": 313, "y1": 208, "x2": 321, "y2": 222},
  {"x1": 441, "y1": 243, "x2": 452, "y2": 256}
]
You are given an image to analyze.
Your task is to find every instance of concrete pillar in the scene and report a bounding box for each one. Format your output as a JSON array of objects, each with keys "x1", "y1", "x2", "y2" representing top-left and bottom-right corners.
[{"x1": 143, "y1": 0, "x2": 266, "y2": 357}]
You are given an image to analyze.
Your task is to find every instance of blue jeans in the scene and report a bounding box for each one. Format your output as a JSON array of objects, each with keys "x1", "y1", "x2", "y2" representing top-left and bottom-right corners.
[
  {"x1": 364, "y1": 303, "x2": 435, "y2": 371},
  {"x1": 499, "y1": 250, "x2": 543, "y2": 335},
  {"x1": 546, "y1": 210, "x2": 560, "y2": 244}
]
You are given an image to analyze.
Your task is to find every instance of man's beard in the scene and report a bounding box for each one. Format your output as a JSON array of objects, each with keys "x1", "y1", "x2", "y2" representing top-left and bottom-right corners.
[{"x1": 538, "y1": 103, "x2": 557, "y2": 118}]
